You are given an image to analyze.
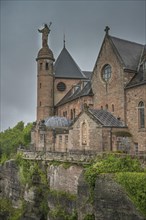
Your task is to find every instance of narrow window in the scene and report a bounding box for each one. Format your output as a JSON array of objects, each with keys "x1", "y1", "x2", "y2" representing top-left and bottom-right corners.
[
  {"x1": 112, "y1": 104, "x2": 114, "y2": 112},
  {"x1": 101, "y1": 106, "x2": 103, "y2": 110},
  {"x1": 82, "y1": 122, "x2": 87, "y2": 145},
  {"x1": 59, "y1": 135, "x2": 62, "y2": 143},
  {"x1": 40, "y1": 63, "x2": 42, "y2": 70},
  {"x1": 71, "y1": 109, "x2": 73, "y2": 120},
  {"x1": 138, "y1": 101, "x2": 145, "y2": 128},
  {"x1": 105, "y1": 104, "x2": 108, "y2": 110},
  {"x1": 58, "y1": 135, "x2": 62, "y2": 148},
  {"x1": 40, "y1": 101, "x2": 41, "y2": 106},
  {"x1": 65, "y1": 135, "x2": 68, "y2": 144},
  {"x1": 46, "y1": 62, "x2": 49, "y2": 70},
  {"x1": 73, "y1": 109, "x2": 76, "y2": 119},
  {"x1": 134, "y1": 143, "x2": 138, "y2": 155},
  {"x1": 40, "y1": 83, "x2": 41, "y2": 88}
]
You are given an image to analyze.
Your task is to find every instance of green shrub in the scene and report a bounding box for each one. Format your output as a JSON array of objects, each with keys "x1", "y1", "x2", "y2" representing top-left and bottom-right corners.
[
  {"x1": 0, "y1": 198, "x2": 24, "y2": 220},
  {"x1": 84, "y1": 154, "x2": 142, "y2": 189},
  {"x1": 49, "y1": 206, "x2": 77, "y2": 220},
  {"x1": 0, "y1": 121, "x2": 33, "y2": 162},
  {"x1": 49, "y1": 189, "x2": 76, "y2": 201},
  {"x1": 84, "y1": 214, "x2": 95, "y2": 220},
  {"x1": 116, "y1": 172, "x2": 146, "y2": 217}
]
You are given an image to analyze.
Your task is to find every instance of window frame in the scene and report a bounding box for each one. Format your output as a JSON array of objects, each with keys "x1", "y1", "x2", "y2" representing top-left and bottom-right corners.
[
  {"x1": 102, "y1": 64, "x2": 112, "y2": 82},
  {"x1": 57, "y1": 82, "x2": 66, "y2": 92},
  {"x1": 138, "y1": 101, "x2": 145, "y2": 129}
]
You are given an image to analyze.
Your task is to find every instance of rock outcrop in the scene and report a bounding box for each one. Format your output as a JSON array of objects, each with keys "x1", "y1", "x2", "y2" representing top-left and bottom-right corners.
[{"x1": 0, "y1": 160, "x2": 145, "y2": 220}]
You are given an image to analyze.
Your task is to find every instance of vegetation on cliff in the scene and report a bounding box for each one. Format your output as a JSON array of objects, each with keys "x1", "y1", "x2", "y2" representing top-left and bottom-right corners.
[
  {"x1": 84, "y1": 154, "x2": 146, "y2": 217},
  {"x1": 0, "y1": 121, "x2": 32, "y2": 163},
  {"x1": 0, "y1": 198, "x2": 25, "y2": 220}
]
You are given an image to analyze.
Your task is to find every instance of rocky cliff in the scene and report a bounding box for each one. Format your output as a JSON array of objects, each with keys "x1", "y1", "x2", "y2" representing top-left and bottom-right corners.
[{"x1": 0, "y1": 159, "x2": 145, "y2": 220}]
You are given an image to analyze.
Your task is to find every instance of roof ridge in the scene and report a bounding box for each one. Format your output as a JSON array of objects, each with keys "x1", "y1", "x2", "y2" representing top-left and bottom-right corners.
[
  {"x1": 110, "y1": 35, "x2": 144, "y2": 46},
  {"x1": 109, "y1": 36, "x2": 126, "y2": 67}
]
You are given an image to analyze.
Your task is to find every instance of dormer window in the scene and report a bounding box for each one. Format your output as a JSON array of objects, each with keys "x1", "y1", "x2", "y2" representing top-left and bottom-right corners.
[{"x1": 102, "y1": 64, "x2": 112, "y2": 82}]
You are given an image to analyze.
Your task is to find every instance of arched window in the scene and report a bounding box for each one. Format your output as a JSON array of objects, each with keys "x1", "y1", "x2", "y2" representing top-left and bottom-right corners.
[
  {"x1": 105, "y1": 104, "x2": 108, "y2": 110},
  {"x1": 82, "y1": 122, "x2": 87, "y2": 145},
  {"x1": 138, "y1": 101, "x2": 145, "y2": 128},
  {"x1": 112, "y1": 104, "x2": 114, "y2": 112}
]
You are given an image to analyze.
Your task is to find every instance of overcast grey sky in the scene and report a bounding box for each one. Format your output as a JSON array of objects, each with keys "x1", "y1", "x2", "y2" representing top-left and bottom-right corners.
[{"x1": 0, "y1": 0, "x2": 146, "y2": 131}]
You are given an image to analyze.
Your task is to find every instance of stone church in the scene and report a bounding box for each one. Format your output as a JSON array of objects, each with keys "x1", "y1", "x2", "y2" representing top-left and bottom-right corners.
[{"x1": 31, "y1": 24, "x2": 146, "y2": 158}]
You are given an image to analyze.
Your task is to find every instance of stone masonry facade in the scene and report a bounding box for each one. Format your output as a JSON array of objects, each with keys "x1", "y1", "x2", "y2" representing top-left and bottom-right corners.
[{"x1": 30, "y1": 25, "x2": 146, "y2": 157}]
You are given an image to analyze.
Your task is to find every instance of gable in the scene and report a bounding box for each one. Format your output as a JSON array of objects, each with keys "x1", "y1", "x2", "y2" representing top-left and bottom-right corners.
[{"x1": 72, "y1": 111, "x2": 102, "y2": 129}]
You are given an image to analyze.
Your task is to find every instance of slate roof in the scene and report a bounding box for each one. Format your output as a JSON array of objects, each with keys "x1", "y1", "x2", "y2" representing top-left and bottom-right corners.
[
  {"x1": 56, "y1": 81, "x2": 93, "y2": 107},
  {"x1": 45, "y1": 116, "x2": 71, "y2": 128},
  {"x1": 54, "y1": 47, "x2": 86, "y2": 79},
  {"x1": 83, "y1": 71, "x2": 92, "y2": 79},
  {"x1": 110, "y1": 36, "x2": 144, "y2": 71},
  {"x1": 89, "y1": 109, "x2": 125, "y2": 127},
  {"x1": 126, "y1": 45, "x2": 146, "y2": 88}
]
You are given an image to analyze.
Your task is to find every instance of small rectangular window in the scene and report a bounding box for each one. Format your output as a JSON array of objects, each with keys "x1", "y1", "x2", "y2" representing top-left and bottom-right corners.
[
  {"x1": 46, "y1": 62, "x2": 49, "y2": 70},
  {"x1": 65, "y1": 135, "x2": 68, "y2": 144},
  {"x1": 59, "y1": 135, "x2": 62, "y2": 143},
  {"x1": 40, "y1": 63, "x2": 42, "y2": 70}
]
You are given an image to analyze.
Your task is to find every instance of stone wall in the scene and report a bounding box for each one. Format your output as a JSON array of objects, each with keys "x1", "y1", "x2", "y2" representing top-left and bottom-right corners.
[
  {"x1": 37, "y1": 59, "x2": 54, "y2": 121},
  {"x1": 54, "y1": 78, "x2": 81, "y2": 105},
  {"x1": 69, "y1": 112, "x2": 103, "y2": 152},
  {"x1": 92, "y1": 36, "x2": 129, "y2": 124},
  {"x1": 126, "y1": 84, "x2": 146, "y2": 152},
  {"x1": 55, "y1": 95, "x2": 93, "y2": 120}
]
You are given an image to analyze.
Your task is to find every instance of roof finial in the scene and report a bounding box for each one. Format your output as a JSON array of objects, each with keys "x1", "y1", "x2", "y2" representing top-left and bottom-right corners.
[
  {"x1": 104, "y1": 26, "x2": 110, "y2": 35},
  {"x1": 63, "y1": 34, "x2": 66, "y2": 48}
]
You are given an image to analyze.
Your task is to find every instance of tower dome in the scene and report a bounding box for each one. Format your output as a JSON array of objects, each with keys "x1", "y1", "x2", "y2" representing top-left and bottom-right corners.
[
  {"x1": 45, "y1": 116, "x2": 71, "y2": 128},
  {"x1": 37, "y1": 45, "x2": 55, "y2": 61}
]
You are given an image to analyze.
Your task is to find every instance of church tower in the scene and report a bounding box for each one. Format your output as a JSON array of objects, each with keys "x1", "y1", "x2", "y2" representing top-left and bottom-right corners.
[{"x1": 36, "y1": 23, "x2": 55, "y2": 121}]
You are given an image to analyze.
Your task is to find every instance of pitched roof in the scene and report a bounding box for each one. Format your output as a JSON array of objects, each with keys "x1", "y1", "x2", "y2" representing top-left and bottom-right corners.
[
  {"x1": 88, "y1": 109, "x2": 125, "y2": 127},
  {"x1": 126, "y1": 45, "x2": 146, "y2": 88},
  {"x1": 83, "y1": 71, "x2": 92, "y2": 79},
  {"x1": 54, "y1": 47, "x2": 86, "y2": 79},
  {"x1": 55, "y1": 81, "x2": 93, "y2": 107},
  {"x1": 110, "y1": 36, "x2": 144, "y2": 71}
]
